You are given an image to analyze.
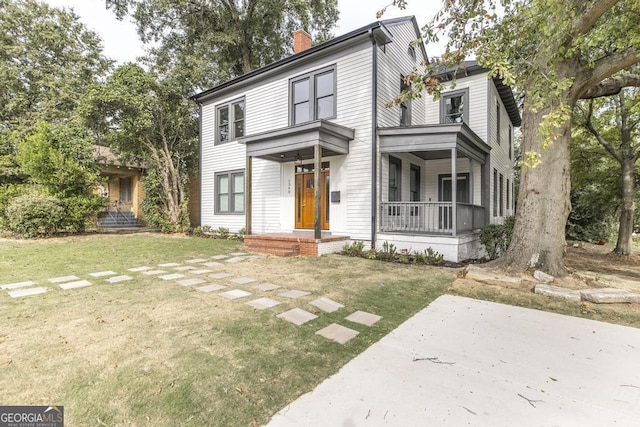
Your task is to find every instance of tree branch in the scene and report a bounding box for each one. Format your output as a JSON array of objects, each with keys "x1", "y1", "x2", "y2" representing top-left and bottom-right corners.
[
  {"x1": 583, "y1": 100, "x2": 622, "y2": 163},
  {"x1": 581, "y1": 74, "x2": 640, "y2": 99},
  {"x1": 577, "y1": 50, "x2": 640, "y2": 99},
  {"x1": 571, "y1": 0, "x2": 619, "y2": 36}
]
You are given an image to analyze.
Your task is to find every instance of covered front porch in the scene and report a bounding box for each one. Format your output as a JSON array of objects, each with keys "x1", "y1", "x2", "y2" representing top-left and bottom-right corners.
[
  {"x1": 378, "y1": 123, "x2": 491, "y2": 238},
  {"x1": 240, "y1": 119, "x2": 355, "y2": 243}
]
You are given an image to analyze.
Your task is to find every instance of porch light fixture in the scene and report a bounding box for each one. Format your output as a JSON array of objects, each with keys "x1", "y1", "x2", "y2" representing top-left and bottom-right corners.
[{"x1": 295, "y1": 152, "x2": 302, "y2": 165}]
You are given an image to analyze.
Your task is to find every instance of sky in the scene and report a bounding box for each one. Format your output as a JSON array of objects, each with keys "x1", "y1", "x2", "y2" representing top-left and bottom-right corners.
[{"x1": 41, "y1": 0, "x2": 444, "y2": 64}]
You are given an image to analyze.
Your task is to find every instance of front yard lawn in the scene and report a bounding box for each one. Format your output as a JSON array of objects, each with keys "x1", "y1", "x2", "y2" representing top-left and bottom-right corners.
[{"x1": 0, "y1": 233, "x2": 454, "y2": 426}]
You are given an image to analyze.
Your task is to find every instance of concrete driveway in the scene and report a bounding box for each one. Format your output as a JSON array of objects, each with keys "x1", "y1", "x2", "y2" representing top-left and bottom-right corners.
[{"x1": 268, "y1": 295, "x2": 640, "y2": 426}]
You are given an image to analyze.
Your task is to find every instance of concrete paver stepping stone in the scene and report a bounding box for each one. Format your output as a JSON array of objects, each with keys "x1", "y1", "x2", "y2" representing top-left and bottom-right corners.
[
  {"x1": 186, "y1": 258, "x2": 208, "y2": 263},
  {"x1": 345, "y1": 311, "x2": 382, "y2": 327},
  {"x1": 196, "y1": 284, "x2": 227, "y2": 293},
  {"x1": 60, "y1": 280, "x2": 93, "y2": 290},
  {"x1": 158, "y1": 262, "x2": 181, "y2": 267},
  {"x1": 229, "y1": 252, "x2": 247, "y2": 256},
  {"x1": 189, "y1": 269, "x2": 213, "y2": 275},
  {"x1": 143, "y1": 269, "x2": 166, "y2": 276},
  {"x1": 89, "y1": 271, "x2": 118, "y2": 277},
  {"x1": 246, "y1": 297, "x2": 281, "y2": 310},
  {"x1": 316, "y1": 323, "x2": 359, "y2": 344},
  {"x1": 211, "y1": 255, "x2": 229, "y2": 260},
  {"x1": 174, "y1": 266, "x2": 196, "y2": 271},
  {"x1": 279, "y1": 290, "x2": 311, "y2": 299},
  {"x1": 177, "y1": 278, "x2": 206, "y2": 286},
  {"x1": 1, "y1": 281, "x2": 35, "y2": 290},
  {"x1": 159, "y1": 273, "x2": 186, "y2": 281},
  {"x1": 9, "y1": 287, "x2": 48, "y2": 298},
  {"x1": 201, "y1": 262, "x2": 222, "y2": 267},
  {"x1": 226, "y1": 257, "x2": 246, "y2": 264},
  {"x1": 310, "y1": 297, "x2": 344, "y2": 313},
  {"x1": 106, "y1": 275, "x2": 133, "y2": 283},
  {"x1": 231, "y1": 277, "x2": 257, "y2": 285},
  {"x1": 128, "y1": 266, "x2": 152, "y2": 272},
  {"x1": 277, "y1": 308, "x2": 318, "y2": 326},
  {"x1": 48, "y1": 275, "x2": 79, "y2": 284},
  {"x1": 209, "y1": 273, "x2": 234, "y2": 279},
  {"x1": 219, "y1": 289, "x2": 252, "y2": 300},
  {"x1": 252, "y1": 283, "x2": 281, "y2": 292}
]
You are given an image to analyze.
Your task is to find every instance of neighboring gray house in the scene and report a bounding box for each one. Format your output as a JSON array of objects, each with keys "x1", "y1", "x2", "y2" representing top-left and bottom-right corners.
[{"x1": 192, "y1": 16, "x2": 520, "y2": 261}]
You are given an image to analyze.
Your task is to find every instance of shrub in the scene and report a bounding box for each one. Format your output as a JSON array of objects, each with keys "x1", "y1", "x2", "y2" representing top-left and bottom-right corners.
[
  {"x1": 376, "y1": 241, "x2": 398, "y2": 261},
  {"x1": 479, "y1": 216, "x2": 515, "y2": 260},
  {"x1": 414, "y1": 247, "x2": 444, "y2": 265},
  {"x1": 342, "y1": 240, "x2": 365, "y2": 257},
  {"x1": 61, "y1": 194, "x2": 106, "y2": 232},
  {"x1": 5, "y1": 194, "x2": 66, "y2": 238}
]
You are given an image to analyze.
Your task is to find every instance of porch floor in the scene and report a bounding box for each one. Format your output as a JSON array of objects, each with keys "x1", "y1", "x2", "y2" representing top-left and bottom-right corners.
[{"x1": 244, "y1": 233, "x2": 350, "y2": 257}]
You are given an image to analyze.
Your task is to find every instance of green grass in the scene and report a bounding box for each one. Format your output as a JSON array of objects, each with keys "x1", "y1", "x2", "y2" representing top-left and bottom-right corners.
[{"x1": 0, "y1": 233, "x2": 454, "y2": 426}]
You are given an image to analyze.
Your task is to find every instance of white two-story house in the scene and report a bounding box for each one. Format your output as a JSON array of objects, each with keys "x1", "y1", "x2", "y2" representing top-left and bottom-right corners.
[{"x1": 192, "y1": 16, "x2": 520, "y2": 261}]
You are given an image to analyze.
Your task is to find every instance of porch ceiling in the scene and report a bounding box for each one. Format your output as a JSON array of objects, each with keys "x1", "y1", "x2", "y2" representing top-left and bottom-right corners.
[
  {"x1": 378, "y1": 123, "x2": 490, "y2": 163},
  {"x1": 239, "y1": 119, "x2": 355, "y2": 163}
]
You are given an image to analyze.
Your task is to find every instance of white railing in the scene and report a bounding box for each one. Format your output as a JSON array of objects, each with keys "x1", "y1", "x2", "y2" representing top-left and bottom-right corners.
[{"x1": 379, "y1": 202, "x2": 486, "y2": 234}]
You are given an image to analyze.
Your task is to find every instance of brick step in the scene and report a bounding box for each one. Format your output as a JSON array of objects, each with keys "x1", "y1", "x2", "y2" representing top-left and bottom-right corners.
[
  {"x1": 246, "y1": 247, "x2": 299, "y2": 257},
  {"x1": 244, "y1": 238, "x2": 301, "y2": 256},
  {"x1": 245, "y1": 241, "x2": 300, "y2": 250}
]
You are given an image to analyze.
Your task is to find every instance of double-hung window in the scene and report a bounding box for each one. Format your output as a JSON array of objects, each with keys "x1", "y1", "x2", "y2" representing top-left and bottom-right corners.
[
  {"x1": 216, "y1": 98, "x2": 245, "y2": 144},
  {"x1": 496, "y1": 101, "x2": 501, "y2": 145},
  {"x1": 389, "y1": 156, "x2": 401, "y2": 202},
  {"x1": 400, "y1": 75, "x2": 411, "y2": 126},
  {"x1": 441, "y1": 88, "x2": 469, "y2": 124},
  {"x1": 215, "y1": 170, "x2": 244, "y2": 214},
  {"x1": 290, "y1": 66, "x2": 336, "y2": 125}
]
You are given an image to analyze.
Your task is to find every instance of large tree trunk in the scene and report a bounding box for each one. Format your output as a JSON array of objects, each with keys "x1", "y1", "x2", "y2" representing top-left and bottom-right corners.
[
  {"x1": 614, "y1": 157, "x2": 636, "y2": 255},
  {"x1": 492, "y1": 105, "x2": 573, "y2": 276}
]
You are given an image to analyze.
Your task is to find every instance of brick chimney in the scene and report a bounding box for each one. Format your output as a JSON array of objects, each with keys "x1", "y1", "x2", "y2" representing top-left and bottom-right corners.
[{"x1": 294, "y1": 30, "x2": 312, "y2": 54}]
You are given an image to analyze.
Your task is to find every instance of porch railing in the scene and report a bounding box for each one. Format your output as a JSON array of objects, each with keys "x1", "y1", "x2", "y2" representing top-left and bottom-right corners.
[{"x1": 379, "y1": 202, "x2": 486, "y2": 234}]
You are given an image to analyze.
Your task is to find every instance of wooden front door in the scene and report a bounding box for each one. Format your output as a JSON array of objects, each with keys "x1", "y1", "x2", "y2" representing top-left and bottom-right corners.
[{"x1": 295, "y1": 165, "x2": 329, "y2": 230}]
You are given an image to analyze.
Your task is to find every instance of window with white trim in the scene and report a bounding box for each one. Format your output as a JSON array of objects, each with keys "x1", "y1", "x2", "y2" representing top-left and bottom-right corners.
[
  {"x1": 216, "y1": 98, "x2": 245, "y2": 144},
  {"x1": 290, "y1": 66, "x2": 336, "y2": 125},
  {"x1": 215, "y1": 170, "x2": 244, "y2": 214}
]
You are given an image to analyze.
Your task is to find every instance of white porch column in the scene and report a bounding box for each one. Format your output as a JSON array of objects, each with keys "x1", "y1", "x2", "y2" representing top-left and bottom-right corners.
[{"x1": 451, "y1": 148, "x2": 457, "y2": 237}]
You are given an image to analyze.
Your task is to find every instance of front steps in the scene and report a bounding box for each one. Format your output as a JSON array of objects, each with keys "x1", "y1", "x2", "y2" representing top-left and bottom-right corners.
[{"x1": 244, "y1": 233, "x2": 350, "y2": 257}]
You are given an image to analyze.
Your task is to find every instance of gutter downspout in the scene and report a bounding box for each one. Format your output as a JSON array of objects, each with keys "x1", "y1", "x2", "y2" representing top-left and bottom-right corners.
[{"x1": 368, "y1": 28, "x2": 378, "y2": 249}]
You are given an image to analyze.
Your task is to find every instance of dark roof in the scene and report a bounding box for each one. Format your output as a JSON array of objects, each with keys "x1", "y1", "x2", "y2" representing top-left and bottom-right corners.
[
  {"x1": 192, "y1": 16, "x2": 423, "y2": 103},
  {"x1": 435, "y1": 60, "x2": 521, "y2": 127}
]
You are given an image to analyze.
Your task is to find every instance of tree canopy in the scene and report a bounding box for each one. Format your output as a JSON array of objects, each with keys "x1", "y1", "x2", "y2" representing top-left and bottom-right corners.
[
  {"x1": 390, "y1": 0, "x2": 640, "y2": 275},
  {"x1": 80, "y1": 64, "x2": 198, "y2": 230},
  {"x1": 106, "y1": 0, "x2": 339, "y2": 89},
  {"x1": 0, "y1": 0, "x2": 112, "y2": 135}
]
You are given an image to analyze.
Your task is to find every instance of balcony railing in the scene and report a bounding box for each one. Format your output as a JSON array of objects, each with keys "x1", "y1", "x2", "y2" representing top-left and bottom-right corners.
[{"x1": 379, "y1": 202, "x2": 485, "y2": 234}]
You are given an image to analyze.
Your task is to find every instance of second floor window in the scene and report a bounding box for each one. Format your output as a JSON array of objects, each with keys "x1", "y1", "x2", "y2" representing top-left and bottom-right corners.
[
  {"x1": 291, "y1": 66, "x2": 336, "y2": 125},
  {"x1": 216, "y1": 98, "x2": 245, "y2": 144},
  {"x1": 441, "y1": 89, "x2": 469, "y2": 124},
  {"x1": 400, "y1": 75, "x2": 411, "y2": 126}
]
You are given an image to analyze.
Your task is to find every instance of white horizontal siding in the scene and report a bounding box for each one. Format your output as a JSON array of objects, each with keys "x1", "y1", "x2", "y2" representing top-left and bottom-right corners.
[
  {"x1": 336, "y1": 46, "x2": 373, "y2": 240},
  {"x1": 377, "y1": 20, "x2": 427, "y2": 128},
  {"x1": 424, "y1": 73, "x2": 489, "y2": 141},
  {"x1": 487, "y1": 80, "x2": 516, "y2": 222},
  {"x1": 251, "y1": 158, "x2": 281, "y2": 233}
]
